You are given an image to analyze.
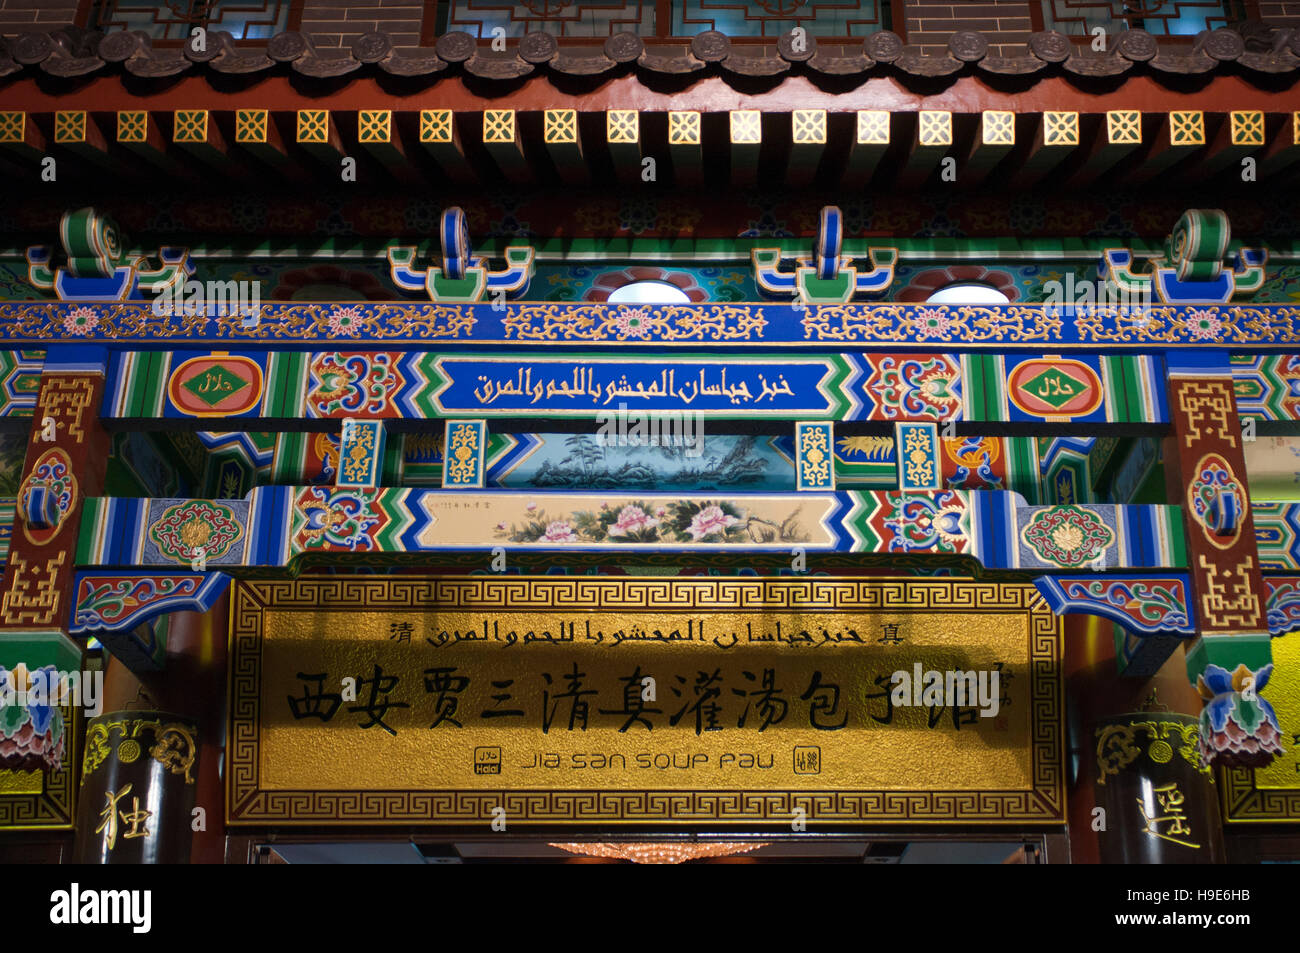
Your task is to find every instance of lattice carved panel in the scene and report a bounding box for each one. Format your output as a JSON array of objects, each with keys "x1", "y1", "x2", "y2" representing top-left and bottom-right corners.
[
  {"x1": 1038, "y1": 0, "x2": 1244, "y2": 37},
  {"x1": 89, "y1": 0, "x2": 297, "y2": 41}
]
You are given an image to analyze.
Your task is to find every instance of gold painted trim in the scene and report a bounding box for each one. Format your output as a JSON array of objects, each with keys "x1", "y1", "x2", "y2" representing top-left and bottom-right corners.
[
  {"x1": 730, "y1": 110, "x2": 761, "y2": 144},
  {"x1": 483, "y1": 109, "x2": 516, "y2": 144},
  {"x1": 0, "y1": 111, "x2": 24, "y2": 143},
  {"x1": 296, "y1": 109, "x2": 329, "y2": 145},
  {"x1": 1043, "y1": 111, "x2": 1079, "y2": 146},
  {"x1": 981, "y1": 110, "x2": 1014, "y2": 146},
  {"x1": 358, "y1": 109, "x2": 391, "y2": 144},
  {"x1": 1222, "y1": 766, "x2": 1300, "y2": 823},
  {"x1": 420, "y1": 109, "x2": 453, "y2": 144},
  {"x1": 1169, "y1": 110, "x2": 1205, "y2": 146},
  {"x1": 173, "y1": 109, "x2": 208, "y2": 143},
  {"x1": 856, "y1": 110, "x2": 889, "y2": 145},
  {"x1": 116, "y1": 111, "x2": 147, "y2": 144},
  {"x1": 544, "y1": 109, "x2": 577, "y2": 145},
  {"x1": 1106, "y1": 110, "x2": 1141, "y2": 145},
  {"x1": 235, "y1": 109, "x2": 268, "y2": 144},
  {"x1": 606, "y1": 109, "x2": 639, "y2": 145},
  {"x1": 227, "y1": 576, "x2": 1064, "y2": 827},
  {"x1": 53, "y1": 111, "x2": 86, "y2": 144},
  {"x1": 918, "y1": 110, "x2": 952, "y2": 147},
  {"x1": 792, "y1": 109, "x2": 826, "y2": 145},
  {"x1": 668, "y1": 110, "x2": 701, "y2": 146},
  {"x1": 1230, "y1": 110, "x2": 1264, "y2": 147}
]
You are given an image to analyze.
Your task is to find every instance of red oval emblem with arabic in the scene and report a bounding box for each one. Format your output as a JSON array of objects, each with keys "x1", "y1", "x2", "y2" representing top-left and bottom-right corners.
[
  {"x1": 167, "y1": 354, "x2": 263, "y2": 417},
  {"x1": 1007, "y1": 358, "x2": 1102, "y2": 419}
]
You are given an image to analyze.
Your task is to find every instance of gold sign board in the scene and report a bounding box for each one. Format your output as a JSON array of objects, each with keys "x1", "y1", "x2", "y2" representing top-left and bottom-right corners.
[
  {"x1": 228, "y1": 577, "x2": 1064, "y2": 826},
  {"x1": 1224, "y1": 629, "x2": 1300, "y2": 821}
]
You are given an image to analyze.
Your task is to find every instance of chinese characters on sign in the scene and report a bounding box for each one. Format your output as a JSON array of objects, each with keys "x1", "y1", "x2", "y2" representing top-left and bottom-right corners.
[
  {"x1": 234, "y1": 577, "x2": 1064, "y2": 825},
  {"x1": 1137, "y1": 782, "x2": 1201, "y2": 849}
]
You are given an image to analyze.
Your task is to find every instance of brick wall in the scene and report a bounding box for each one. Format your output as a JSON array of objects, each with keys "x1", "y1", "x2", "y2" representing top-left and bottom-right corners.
[
  {"x1": 902, "y1": 0, "x2": 1035, "y2": 57},
  {"x1": 0, "y1": 0, "x2": 79, "y2": 36},
  {"x1": 299, "y1": 0, "x2": 425, "y2": 49}
]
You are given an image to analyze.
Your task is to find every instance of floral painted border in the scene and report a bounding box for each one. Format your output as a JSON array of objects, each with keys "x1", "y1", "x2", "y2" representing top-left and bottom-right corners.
[{"x1": 492, "y1": 499, "x2": 810, "y2": 545}]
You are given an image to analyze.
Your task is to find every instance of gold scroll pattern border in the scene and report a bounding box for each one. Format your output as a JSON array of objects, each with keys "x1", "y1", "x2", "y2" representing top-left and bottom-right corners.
[
  {"x1": 227, "y1": 577, "x2": 1064, "y2": 826},
  {"x1": 0, "y1": 702, "x2": 77, "y2": 830},
  {"x1": 1222, "y1": 768, "x2": 1300, "y2": 823}
]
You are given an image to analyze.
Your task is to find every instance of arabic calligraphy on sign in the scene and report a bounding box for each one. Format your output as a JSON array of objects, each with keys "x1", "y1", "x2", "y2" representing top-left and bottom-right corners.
[
  {"x1": 1006, "y1": 358, "x2": 1103, "y2": 420},
  {"x1": 425, "y1": 617, "x2": 889, "y2": 650},
  {"x1": 260, "y1": 606, "x2": 1031, "y2": 793},
  {"x1": 433, "y1": 358, "x2": 836, "y2": 416},
  {"x1": 228, "y1": 577, "x2": 1066, "y2": 825}
]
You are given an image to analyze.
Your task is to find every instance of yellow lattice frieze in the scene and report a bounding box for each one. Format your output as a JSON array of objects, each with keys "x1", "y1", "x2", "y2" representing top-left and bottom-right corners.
[
  {"x1": 483, "y1": 109, "x2": 515, "y2": 143},
  {"x1": 0, "y1": 111, "x2": 24, "y2": 142},
  {"x1": 544, "y1": 109, "x2": 577, "y2": 144},
  {"x1": 1175, "y1": 379, "x2": 1237, "y2": 449},
  {"x1": 1044, "y1": 111, "x2": 1079, "y2": 146},
  {"x1": 420, "y1": 110, "x2": 453, "y2": 143},
  {"x1": 358, "y1": 110, "x2": 391, "y2": 144},
  {"x1": 1107, "y1": 110, "x2": 1142, "y2": 145},
  {"x1": 668, "y1": 111, "x2": 700, "y2": 145},
  {"x1": 792, "y1": 109, "x2": 826, "y2": 144},
  {"x1": 918, "y1": 111, "x2": 952, "y2": 146},
  {"x1": 1, "y1": 553, "x2": 66, "y2": 627},
  {"x1": 1230, "y1": 110, "x2": 1264, "y2": 147},
  {"x1": 982, "y1": 110, "x2": 1014, "y2": 146},
  {"x1": 235, "y1": 109, "x2": 268, "y2": 143},
  {"x1": 173, "y1": 110, "x2": 208, "y2": 143},
  {"x1": 730, "y1": 110, "x2": 761, "y2": 144},
  {"x1": 1169, "y1": 111, "x2": 1204, "y2": 146},
  {"x1": 54, "y1": 111, "x2": 86, "y2": 144},
  {"x1": 856, "y1": 110, "x2": 889, "y2": 145},
  {"x1": 606, "y1": 110, "x2": 639, "y2": 144},
  {"x1": 296, "y1": 109, "x2": 329, "y2": 144},
  {"x1": 116, "y1": 111, "x2": 147, "y2": 143},
  {"x1": 1197, "y1": 554, "x2": 1264, "y2": 631},
  {"x1": 36, "y1": 376, "x2": 95, "y2": 444}
]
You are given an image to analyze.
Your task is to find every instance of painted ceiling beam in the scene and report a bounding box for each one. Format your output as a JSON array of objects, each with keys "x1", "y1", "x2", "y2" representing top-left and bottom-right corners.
[
  {"x1": 0, "y1": 302, "x2": 1296, "y2": 350},
  {"x1": 74, "y1": 488, "x2": 1185, "y2": 573}
]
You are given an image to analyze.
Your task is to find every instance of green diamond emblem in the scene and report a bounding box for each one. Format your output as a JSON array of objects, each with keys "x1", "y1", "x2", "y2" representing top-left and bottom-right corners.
[
  {"x1": 1020, "y1": 368, "x2": 1087, "y2": 410},
  {"x1": 181, "y1": 364, "x2": 250, "y2": 408}
]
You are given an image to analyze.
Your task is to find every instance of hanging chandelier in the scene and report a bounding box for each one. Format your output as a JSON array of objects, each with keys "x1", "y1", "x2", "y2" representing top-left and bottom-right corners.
[{"x1": 550, "y1": 842, "x2": 764, "y2": 864}]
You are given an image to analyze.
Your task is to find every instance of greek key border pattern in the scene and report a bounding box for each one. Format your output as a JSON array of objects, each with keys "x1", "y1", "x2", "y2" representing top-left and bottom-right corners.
[
  {"x1": 1222, "y1": 767, "x2": 1300, "y2": 823},
  {"x1": 227, "y1": 577, "x2": 1064, "y2": 826}
]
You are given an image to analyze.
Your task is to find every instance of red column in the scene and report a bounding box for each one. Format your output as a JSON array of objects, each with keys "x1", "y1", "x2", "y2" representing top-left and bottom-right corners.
[
  {"x1": 1163, "y1": 370, "x2": 1280, "y2": 769},
  {"x1": 0, "y1": 368, "x2": 110, "y2": 637}
]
